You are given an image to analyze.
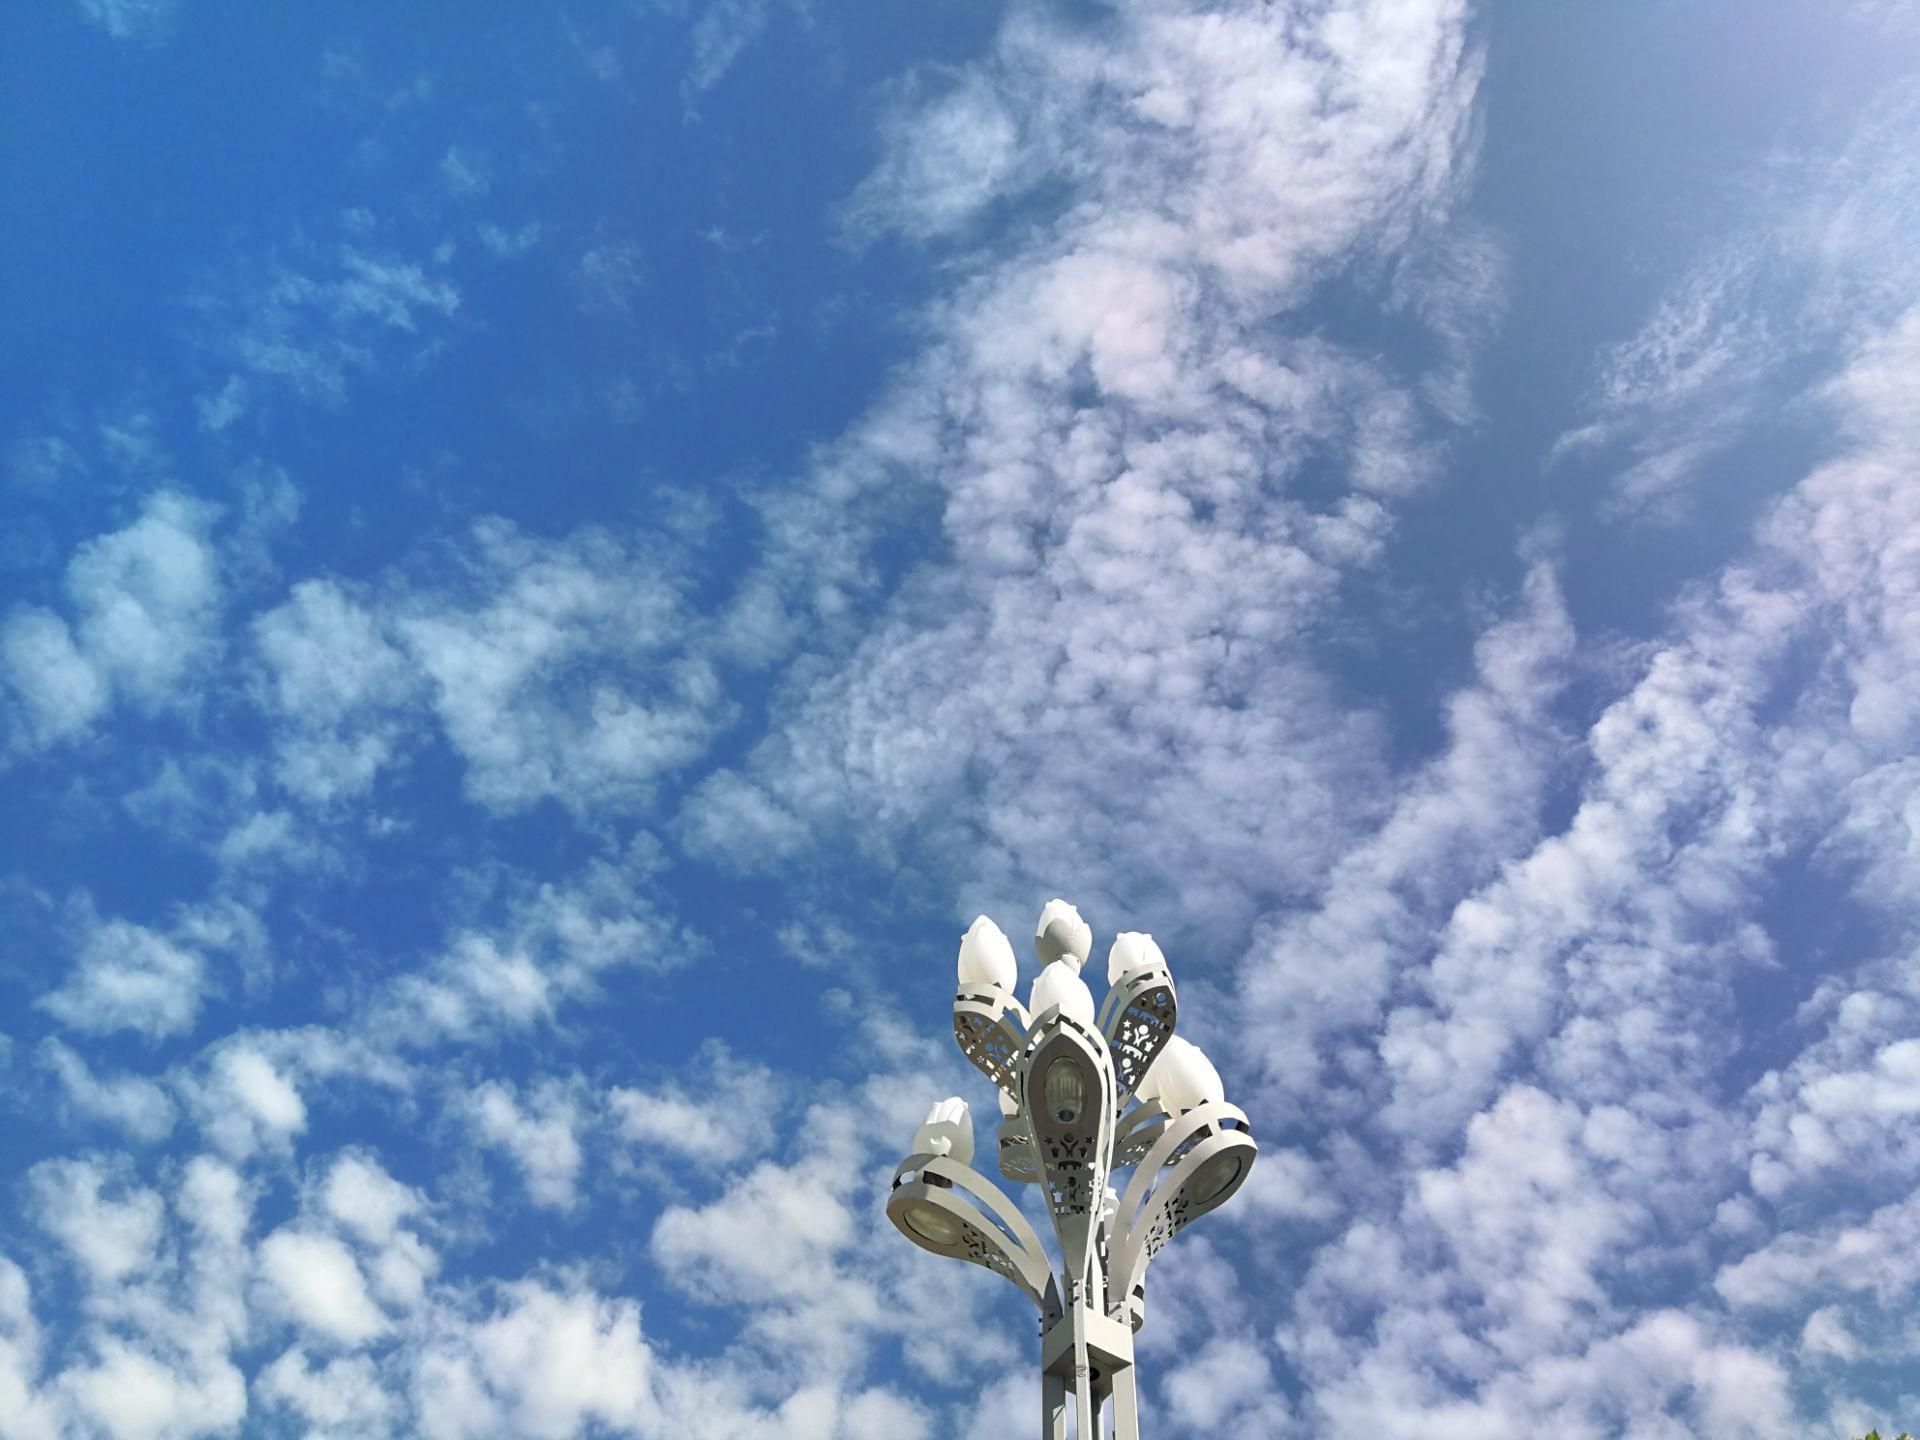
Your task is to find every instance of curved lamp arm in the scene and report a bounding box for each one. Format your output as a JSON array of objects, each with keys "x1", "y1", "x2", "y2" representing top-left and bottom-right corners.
[
  {"x1": 886, "y1": 1152, "x2": 1055, "y2": 1312},
  {"x1": 1106, "y1": 1099, "x2": 1257, "y2": 1330},
  {"x1": 954, "y1": 984, "x2": 1031, "y2": 1095},
  {"x1": 1110, "y1": 1097, "x2": 1169, "y2": 1168},
  {"x1": 1022, "y1": 1013, "x2": 1117, "y2": 1308},
  {"x1": 1095, "y1": 963, "x2": 1177, "y2": 1108}
]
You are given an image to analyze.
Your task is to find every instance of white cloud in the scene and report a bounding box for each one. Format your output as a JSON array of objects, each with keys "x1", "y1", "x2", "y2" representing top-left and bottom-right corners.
[
  {"x1": 37, "y1": 1038, "x2": 176, "y2": 1144},
  {"x1": 40, "y1": 916, "x2": 208, "y2": 1041},
  {"x1": 395, "y1": 521, "x2": 727, "y2": 815},
  {"x1": 27, "y1": 1158, "x2": 165, "y2": 1288},
  {"x1": 322, "y1": 1153, "x2": 422, "y2": 1247},
  {"x1": 1, "y1": 610, "x2": 108, "y2": 744},
  {"x1": 682, "y1": 0, "x2": 774, "y2": 101},
  {"x1": 64, "y1": 493, "x2": 223, "y2": 711},
  {"x1": 650, "y1": 1072, "x2": 1022, "y2": 1384},
  {"x1": 0, "y1": 1258, "x2": 60, "y2": 1440},
  {"x1": 412, "y1": 1282, "x2": 653, "y2": 1440},
  {"x1": 186, "y1": 1043, "x2": 308, "y2": 1158},
  {"x1": 843, "y1": 69, "x2": 1024, "y2": 241},
  {"x1": 465, "y1": 1080, "x2": 583, "y2": 1210},
  {"x1": 220, "y1": 1047, "x2": 306, "y2": 1134},
  {"x1": 368, "y1": 849, "x2": 683, "y2": 1047},
  {"x1": 256, "y1": 1347, "x2": 396, "y2": 1438},
  {"x1": 681, "y1": 0, "x2": 1486, "y2": 940},
  {"x1": 1163, "y1": 1334, "x2": 1286, "y2": 1432},
  {"x1": 572, "y1": 238, "x2": 646, "y2": 317},
  {"x1": 1265, "y1": 284, "x2": 1920, "y2": 1434},
  {"x1": 1237, "y1": 560, "x2": 1573, "y2": 1113},
  {"x1": 57, "y1": 1340, "x2": 246, "y2": 1440},
  {"x1": 74, "y1": 0, "x2": 178, "y2": 43},
  {"x1": 253, "y1": 578, "x2": 417, "y2": 805},
  {"x1": 258, "y1": 1230, "x2": 388, "y2": 1348},
  {"x1": 193, "y1": 240, "x2": 459, "y2": 410},
  {"x1": 1556, "y1": 81, "x2": 1920, "y2": 518},
  {"x1": 610, "y1": 1042, "x2": 782, "y2": 1171},
  {"x1": 2, "y1": 493, "x2": 222, "y2": 752},
  {"x1": 1718, "y1": 1189, "x2": 1920, "y2": 1314}
]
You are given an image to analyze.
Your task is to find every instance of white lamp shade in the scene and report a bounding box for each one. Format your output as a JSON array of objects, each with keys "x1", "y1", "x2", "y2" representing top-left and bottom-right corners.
[
  {"x1": 1152, "y1": 1036, "x2": 1223, "y2": 1112},
  {"x1": 1106, "y1": 931, "x2": 1166, "y2": 987},
  {"x1": 912, "y1": 1096, "x2": 975, "y2": 1165},
  {"x1": 1028, "y1": 959, "x2": 1097, "y2": 1030},
  {"x1": 1132, "y1": 1057, "x2": 1162, "y2": 1105},
  {"x1": 1034, "y1": 898, "x2": 1092, "y2": 968},
  {"x1": 956, "y1": 915, "x2": 1018, "y2": 990}
]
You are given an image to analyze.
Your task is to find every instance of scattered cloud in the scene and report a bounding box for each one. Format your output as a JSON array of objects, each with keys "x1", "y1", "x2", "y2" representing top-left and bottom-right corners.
[
  {"x1": 2, "y1": 492, "x2": 222, "y2": 752},
  {"x1": 37, "y1": 1037, "x2": 177, "y2": 1143},
  {"x1": 74, "y1": 0, "x2": 178, "y2": 44},
  {"x1": 464, "y1": 1079, "x2": 584, "y2": 1210},
  {"x1": 685, "y1": 0, "x2": 1486, "y2": 944},
  {"x1": 40, "y1": 913, "x2": 210, "y2": 1042},
  {"x1": 191, "y1": 241, "x2": 459, "y2": 414},
  {"x1": 259, "y1": 1228, "x2": 389, "y2": 1347},
  {"x1": 572, "y1": 238, "x2": 646, "y2": 318}
]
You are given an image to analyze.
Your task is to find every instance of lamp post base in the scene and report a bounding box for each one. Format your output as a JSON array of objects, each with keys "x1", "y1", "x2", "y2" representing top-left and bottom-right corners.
[{"x1": 1041, "y1": 1304, "x2": 1138, "y2": 1439}]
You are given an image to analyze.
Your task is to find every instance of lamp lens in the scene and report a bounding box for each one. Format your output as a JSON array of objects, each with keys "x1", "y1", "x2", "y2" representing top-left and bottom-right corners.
[
  {"x1": 904, "y1": 1202, "x2": 963, "y2": 1246},
  {"x1": 1188, "y1": 1152, "x2": 1243, "y2": 1205},
  {"x1": 1042, "y1": 1057, "x2": 1086, "y2": 1124}
]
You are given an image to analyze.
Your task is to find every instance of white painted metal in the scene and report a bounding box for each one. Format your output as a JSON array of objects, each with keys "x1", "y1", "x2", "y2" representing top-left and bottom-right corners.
[
  {"x1": 1029, "y1": 958, "x2": 1098, "y2": 1032},
  {"x1": 1034, "y1": 898, "x2": 1093, "y2": 967},
  {"x1": 1105, "y1": 931, "x2": 1164, "y2": 987},
  {"x1": 892, "y1": 899, "x2": 1260, "y2": 1440},
  {"x1": 912, "y1": 1096, "x2": 975, "y2": 1165},
  {"x1": 1148, "y1": 1034, "x2": 1224, "y2": 1113},
  {"x1": 958, "y1": 914, "x2": 1019, "y2": 990}
]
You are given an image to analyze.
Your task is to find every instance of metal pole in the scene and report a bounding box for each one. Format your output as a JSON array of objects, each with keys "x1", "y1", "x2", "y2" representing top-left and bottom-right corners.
[
  {"x1": 1073, "y1": 1331, "x2": 1096, "y2": 1438},
  {"x1": 1110, "y1": 1364, "x2": 1141, "y2": 1440},
  {"x1": 1044, "y1": 1370, "x2": 1069, "y2": 1440}
]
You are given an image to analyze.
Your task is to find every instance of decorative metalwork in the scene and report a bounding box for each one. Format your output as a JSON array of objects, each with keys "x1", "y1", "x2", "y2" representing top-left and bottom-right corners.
[
  {"x1": 1097, "y1": 964, "x2": 1178, "y2": 1103},
  {"x1": 889, "y1": 901, "x2": 1258, "y2": 1440},
  {"x1": 953, "y1": 984, "x2": 1028, "y2": 1092},
  {"x1": 996, "y1": 1115, "x2": 1040, "y2": 1183}
]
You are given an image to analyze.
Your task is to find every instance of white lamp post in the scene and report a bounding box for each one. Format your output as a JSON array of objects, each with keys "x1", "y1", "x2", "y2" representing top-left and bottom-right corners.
[{"x1": 887, "y1": 900, "x2": 1258, "y2": 1439}]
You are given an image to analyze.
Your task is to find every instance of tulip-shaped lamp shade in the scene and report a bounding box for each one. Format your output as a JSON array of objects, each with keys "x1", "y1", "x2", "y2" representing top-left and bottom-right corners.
[
  {"x1": 1029, "y1": 958, "x2": 1097, "y2": 1031},
  {"x1": 1150, "y1": 1035, "x2": 1223, "y2": 1113},
  {"x1": 911, "y1": 1096, "x2": 975, "y2": 1167},
  {"x1": 1034, "y1": 898, "x2": 1092, "y2": 968},
  {"x1": 1106, "y1": 931, "x2": 1165, "y2": 987},
  {"x1": 957, "y1": 914, "x2": 1018, "y2": 991},
  {"x1": 954, "y1": 923, "x2": 1031, "y2": 1092}
]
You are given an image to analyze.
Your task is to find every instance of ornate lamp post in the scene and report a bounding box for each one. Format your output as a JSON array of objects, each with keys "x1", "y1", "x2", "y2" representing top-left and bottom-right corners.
[{"x1": 887, "y1": 900, "x2": 1258, "y2": 1438}]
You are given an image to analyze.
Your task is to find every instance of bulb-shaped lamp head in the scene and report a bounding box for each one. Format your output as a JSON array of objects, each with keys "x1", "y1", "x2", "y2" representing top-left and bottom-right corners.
[
  {"x1": 911, "y1": 1096, "x2": 975, "y2": 1166},
  {"x1": 1152, "y1": 1035, "x2": 1224, "y2": 1112},
  {"x1": 956, "y1": 914, "x2": 1018, "y2": 991},
  {"x1": 1029, "y1": 960, "x2": 1097, "y2": 1030},
  {"x1": 1106, "y1": 930, "x2": 1166, "y2": 987},
  {"x1": 1034, "y1": 898, "x2": 1092, "y2": 969}
]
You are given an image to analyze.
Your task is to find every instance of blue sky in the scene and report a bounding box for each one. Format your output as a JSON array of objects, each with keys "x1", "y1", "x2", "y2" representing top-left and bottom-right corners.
[{"x1": 3, "y1": 1, "x2": 1919, "y2": 1435}]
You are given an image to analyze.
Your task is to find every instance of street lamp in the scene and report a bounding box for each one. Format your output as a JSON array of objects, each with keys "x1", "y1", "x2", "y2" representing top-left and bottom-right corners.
[{"x1": 887, "y1": 901, "x2": 1258, "y2": 1438}]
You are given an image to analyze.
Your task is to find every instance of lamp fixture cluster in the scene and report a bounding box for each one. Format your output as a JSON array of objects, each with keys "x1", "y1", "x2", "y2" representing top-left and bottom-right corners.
[{"x1": 887, "y1": 899, "x2": 1258, "y2": 1439}]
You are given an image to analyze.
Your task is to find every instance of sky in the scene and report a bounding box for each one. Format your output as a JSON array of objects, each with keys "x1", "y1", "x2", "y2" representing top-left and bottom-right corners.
[{"x1": 2, "y1": 1, "x2": 1918, "y2": 1436}]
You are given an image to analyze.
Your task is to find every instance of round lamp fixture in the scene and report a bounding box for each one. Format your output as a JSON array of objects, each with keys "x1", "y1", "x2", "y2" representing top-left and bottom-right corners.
[
  {"x1": 1187, "y1": 1151, "x2": 1244, "y2": 1206},
  {"x1": 902, "y1": 1200, "x2": 964, "y2": 1247}
]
